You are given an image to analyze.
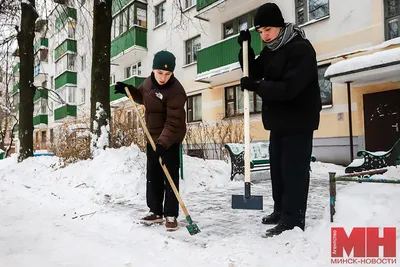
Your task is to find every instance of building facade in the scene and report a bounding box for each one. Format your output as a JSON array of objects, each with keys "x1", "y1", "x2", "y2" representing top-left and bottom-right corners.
[{"x1": 10, "y1": 0, "x2": 400, "y2": 165}]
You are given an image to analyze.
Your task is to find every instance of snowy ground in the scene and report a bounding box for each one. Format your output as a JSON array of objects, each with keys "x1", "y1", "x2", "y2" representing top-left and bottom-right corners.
[{"x1": 0, "y1": 146, "x2": 399, "y2": 267}]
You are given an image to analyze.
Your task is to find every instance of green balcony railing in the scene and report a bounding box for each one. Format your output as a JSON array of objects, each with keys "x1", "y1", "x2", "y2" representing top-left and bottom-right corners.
[
  {"x1": 34, "y1": 38, "x2": 49, "y2": 53},
  {"x1": 111, "y1": 26, "x2": 147, "y2": 58},
  {"x1": 112, "y1": 0, "x2": 134, "y2": 15},
  {"x1": 110, "y1": 76, "x2": 145, "y2": 102},
  {"x1": 197, "y1": 29, "x2": 264, "y2": 74},
  {"x1": 54, "y1": 39, "x2": 77, "y2": 61},
  {"x1": 34, "y1": 89, "x2": 49, "y2": 102},
  {"x1": 197, "y1": 0, "x2": 219, "y2": 11},
  {"x1": 13, "y1": 63, "x2": 20, "y2": 73},
  {"x1": 55, "y1": 7, "x2": 77, "y2": 29},
  {"x1": 13, "y1": 82, "x2": 19, "y2": 93},
  {"x1": 55, "y1": 71, "x2": 77, "y2": 89},
  {"x1": 54, "y1": 104, "x2": 77, "y2": 120},
  {"x1": 33, "y1": 114, "x2": 48, "y2": 126}
]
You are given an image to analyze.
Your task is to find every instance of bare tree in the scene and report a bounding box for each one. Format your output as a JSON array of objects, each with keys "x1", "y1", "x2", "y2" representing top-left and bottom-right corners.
[
  {"x1": 90, "y1": 0, "x2": 112, "y2": 156},
  {"x1": 16, "y1": 0, "x2": 38, "y2": 162}
]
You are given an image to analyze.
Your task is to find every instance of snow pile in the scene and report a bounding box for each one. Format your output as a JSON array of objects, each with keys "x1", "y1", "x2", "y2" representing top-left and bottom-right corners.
[{"x1": 1, "y1": 149, "x2": 400, "y2": 267}]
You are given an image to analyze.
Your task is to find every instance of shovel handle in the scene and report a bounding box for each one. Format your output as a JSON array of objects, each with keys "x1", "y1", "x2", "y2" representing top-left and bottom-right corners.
[
  {"x1": 242, "y1": 40, "x2": 251, "y2": 183},
  {"x1": 124, "y1": 87, "x2": 190, "y2": 217}
]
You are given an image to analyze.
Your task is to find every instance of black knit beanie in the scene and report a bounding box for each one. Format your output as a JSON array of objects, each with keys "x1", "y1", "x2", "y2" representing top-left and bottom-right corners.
[
  {"x1": 254, "y1": 3, "x2": 285, "y2": 30},
  {"x1": 152, "y1": 50, "x2": 176, "y2": 72}
]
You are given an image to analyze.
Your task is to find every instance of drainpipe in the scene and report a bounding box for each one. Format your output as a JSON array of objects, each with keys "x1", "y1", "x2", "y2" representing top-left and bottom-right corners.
[{"x1": 346, "y1": 81, "x2": 354, "y2": 162}]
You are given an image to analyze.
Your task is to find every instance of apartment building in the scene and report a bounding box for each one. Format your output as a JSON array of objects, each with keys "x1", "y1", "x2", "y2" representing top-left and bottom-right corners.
[
  {"x1": 11, "y1": 0, "x2": 93, "y2": 151},
  {"x1": 9, "y1": 0, "x2": 400, "y2": 165}
]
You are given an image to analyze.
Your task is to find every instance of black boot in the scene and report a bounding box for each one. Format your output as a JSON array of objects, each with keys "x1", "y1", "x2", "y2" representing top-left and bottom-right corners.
[
  {"x1": 263, "y1": 222, "x2": 294, "y2": 238},
  {"x1": 261, "y1": 211, "x2": 281, "y2": 224}
]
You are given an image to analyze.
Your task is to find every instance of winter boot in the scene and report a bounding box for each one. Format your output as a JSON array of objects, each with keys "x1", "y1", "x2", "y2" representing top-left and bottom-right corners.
[
  {"x1": 263, "y1": 222, "x2": 294, "y2": 238},
  {"x1": 140, "y1": 212, "x2": 164, "y2": 225},
  {"x1": 165, "y1": 216, "x2": 178, "y2": 231},
  {"x1": 261, "y1": 211, "x2": 281, "y2": 224}
]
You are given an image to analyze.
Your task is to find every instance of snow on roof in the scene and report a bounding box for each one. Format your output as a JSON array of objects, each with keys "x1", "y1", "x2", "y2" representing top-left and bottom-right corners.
[
  {"x1": 325, "y1": 46, "x2": 400, "y2": 79},
  {"x1": 195, "y1": 62, "x2": 241, "y2": 81}
]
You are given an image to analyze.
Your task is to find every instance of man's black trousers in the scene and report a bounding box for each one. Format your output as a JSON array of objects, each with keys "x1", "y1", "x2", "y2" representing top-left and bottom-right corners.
[
  {"x1": 269, "y1": 130, "x2": 314, "y2": 230},
  {"x1": 146, "y1": 143, "x2": 180, "y2": 218}
]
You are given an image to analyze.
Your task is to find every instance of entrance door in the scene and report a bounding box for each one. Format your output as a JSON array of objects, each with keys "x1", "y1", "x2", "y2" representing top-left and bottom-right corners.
[{"x1": 363, "y1": 89, "x2": 400, "y2": 152}]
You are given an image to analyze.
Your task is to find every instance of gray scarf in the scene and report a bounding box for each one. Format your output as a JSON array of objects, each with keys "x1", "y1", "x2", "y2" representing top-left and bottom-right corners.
[{"x1": 265, "y1": 23, "x2": 306, "y2": 51}]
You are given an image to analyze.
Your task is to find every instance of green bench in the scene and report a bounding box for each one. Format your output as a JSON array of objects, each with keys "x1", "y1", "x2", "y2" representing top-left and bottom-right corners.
[
  {"x1": 224, "y1": 142, "x2": 316, "y2": 181},
  {"x1": 345, "y1": 137, "x2": 400, "y2": 173}
]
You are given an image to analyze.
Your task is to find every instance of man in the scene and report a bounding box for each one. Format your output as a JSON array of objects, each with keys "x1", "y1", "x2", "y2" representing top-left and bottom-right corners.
[
  {"x1": 237, "y1": 3, "x2": 322, "y2": 237},
  {"x1": 114, "y1": 50, "x2": 187, "y2": 231}
]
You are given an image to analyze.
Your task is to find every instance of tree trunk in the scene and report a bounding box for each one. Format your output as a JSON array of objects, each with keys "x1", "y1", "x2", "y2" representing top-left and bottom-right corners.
[
  {"x1": 17, "y1": 0, "x2": 37, "y2": 162},
  {"x1": 90, "y1": 0, "x2": 112, "y2": 156}
]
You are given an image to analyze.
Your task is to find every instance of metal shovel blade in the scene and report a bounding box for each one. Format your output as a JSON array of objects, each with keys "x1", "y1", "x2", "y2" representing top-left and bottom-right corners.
[{"x1": 231, "y1": 194, "x2": 263, "y2": 210}]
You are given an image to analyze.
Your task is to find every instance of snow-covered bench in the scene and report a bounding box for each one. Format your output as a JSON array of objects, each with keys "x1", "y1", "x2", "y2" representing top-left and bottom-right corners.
[
  {"x1": 345, "y1": 137, "x2": 400, "y2": 173},
  {"x1": 224, "y1": 142, "x2": 316, "y2": 180}
]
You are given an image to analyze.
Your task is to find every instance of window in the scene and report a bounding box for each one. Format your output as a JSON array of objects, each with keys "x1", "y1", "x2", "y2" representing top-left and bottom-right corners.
[
  {"x1": 55, "y1": 86, "x2": 76, "y2": 107},
  {"x1": 125, "y1": 66, "x2": 131, "y2": 78},
  {"x1": 155, "y1": 2, "x2": 165, "y2": 26},
  {"x1": 187, "y1": 94, "x2": 202, "y2": 122},
  {"x1": 385, "y1": 0, "x2": 400, "y2": 40},
  {"x1": 126, "y1": 110, "x2": 133, "y2": 125},
  {"x1": 40, "y1": 50, "x2": 48, "y2": 62},
  {"x1": 68, "y1": 21, "x2": 76, "y2": 39},
  {"x1": 137, "y1": 7, "x2": 147, "y2": 28},
  {"x1": 80, "y1": 88, "x2": 85, "y2": 104},
  {"x1": 295, "y1": 0, "x2": 329, "y2": 25},
  {"x1": 68, "y1": 87, "x2": 76, "y2": 103},
  {"x1": 55, "y1": 54, "x2": 76, "y2": 77},
  {"x1": 185, "y1": 36, "x2": 201, "y2": 65},
  {"x1": 110, "y1": 74, "x2": 115, "y2": 85},
  {"x1": 125, "y1": 62, "x2": 142, "y2": 78},
  {"x1": 41, "y1": 131, "x2": 46, "y2": 144},
  {"x1": 223, "y1": 10, "x2": 256, "y2": 38},
  {"x1": 112, "y1": 4, "x2": 147, "y2": 41},
  {"x1": 40, "y1": 99, "x2": 47, "y2": 114},
  {"x1": 184, "y1": 0, "x2": 195, "y2": 9},
  {"x1": 318, "y1": 64, "x2": 332, "y2": 106},
  {"x1": 81, "y1": 54, "x2": 86, "y2": 71},
  {"x1": 225, "y1": 85, "x2": 262, "y2": 117},
  {"x1": 50, "y1": 129, "x2": 54, "y2": 142},
  {"x1": 50, "y1": 76, "x2": 54, "y2": 89}
]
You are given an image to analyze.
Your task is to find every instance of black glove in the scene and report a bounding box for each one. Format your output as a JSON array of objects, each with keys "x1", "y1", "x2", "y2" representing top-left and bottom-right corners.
[
  {"x1": 155, "y1": 144, "x2": 167, "y2": 163},
  {"x1": 237, "y1": 29, "x2": 251, "y2": 47},
  {"x1": 114, "y1": 81, "x2": 136, "y2": 96},
  {"x1": 240, "y1": 77, "x2": 260, "y2": 92}
]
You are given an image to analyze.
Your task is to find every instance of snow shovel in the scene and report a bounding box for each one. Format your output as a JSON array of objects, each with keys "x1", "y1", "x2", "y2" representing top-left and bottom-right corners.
[
  {"x1": 125, "y1": 87, "x2": 201, "y2": 236},
  {"x1": 231, "y1": 40, "x2": 263, "y2": 210}
]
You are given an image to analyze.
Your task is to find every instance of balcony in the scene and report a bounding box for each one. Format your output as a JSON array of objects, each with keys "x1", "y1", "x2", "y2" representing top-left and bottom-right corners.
[
  {"x1": 55, "y1": 71, "x2": 77, "y2": 89},
  {"x1": 34, "y1": 88, "x2": 48, "y2": 102},
  {"x1": 54, "y1": 39, "x2": 77, "y2": 61},
  {"x1": 112, "y1": 0, "x2": 134, "y2": 15},
  {"x1": 195, "y1": 29, "x2": 264, "y2": 85},
  {"x1": 34, "y1": 38, "x2": 48, "y2": 53},
  {"x1": 33, "y1": 115, "x2": 48, "y2": 127},
  {"x1": 34, "y1": 63, "x2": 49, "y2": 86},
  {"x1": 55, "y1": 7, "x2": 77, "y2": 30},
  {"x1": 13, "y1": 82, "x2": 19, "y2": 93},
  {"x1": 110, "y1": 76, "x2": 145, "y2": 102},
  {"x1": 13, "y1": 63, "x2": 19, "y2": 73},
  {"x1": 111, "y1": 26, "x2": 147, "y2": 64},
  {"x1": 197, "y1": 0, "x2": 221, "y2": 11},
  {"x1": 54, "y1": 104, "x2": 77, "y2": 121}
]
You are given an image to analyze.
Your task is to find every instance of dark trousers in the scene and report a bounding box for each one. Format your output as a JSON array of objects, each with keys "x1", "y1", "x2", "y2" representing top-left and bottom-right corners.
[
  {"x1": 146, "y1": 143, "x2": 180, "y2": 218},
  {"x1": 269, "y1": 130, "x2": 314, "y2": 230}
]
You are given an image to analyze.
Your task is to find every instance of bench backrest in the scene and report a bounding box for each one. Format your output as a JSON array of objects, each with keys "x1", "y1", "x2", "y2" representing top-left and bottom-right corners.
[{"x1": 225, "y1": 142, "x2": 269, "y2": 161}]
